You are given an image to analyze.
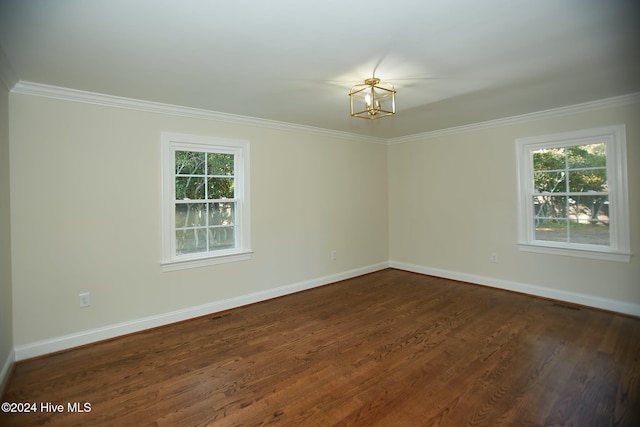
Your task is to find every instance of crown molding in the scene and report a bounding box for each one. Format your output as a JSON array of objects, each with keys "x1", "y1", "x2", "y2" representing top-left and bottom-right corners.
[
  {"x1": 11, "y1": 81, "x2": 386, "y2": 144},
  {"x1": 387, "y1": 92, "x2": 640, "y2": 145},
  {"x1": 10, "y1": 81, "x2": 639, "y2": 145}
]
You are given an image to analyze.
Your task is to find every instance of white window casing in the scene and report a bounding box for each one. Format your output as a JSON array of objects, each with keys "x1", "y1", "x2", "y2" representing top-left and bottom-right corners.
[
  {"x1": 161, "y1": 132, "x2": 251, "y2": 271},
  {"x1": 515, "y1": 125, "x2": 630, "y2": 262}
]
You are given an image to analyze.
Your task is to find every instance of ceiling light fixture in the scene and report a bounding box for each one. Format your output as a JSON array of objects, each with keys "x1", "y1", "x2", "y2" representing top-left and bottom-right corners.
[{"x1": 349, "y1": 77, "x2": 396, "y2": 119}]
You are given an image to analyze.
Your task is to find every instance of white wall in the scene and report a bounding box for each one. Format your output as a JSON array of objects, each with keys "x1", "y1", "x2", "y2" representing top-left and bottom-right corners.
[
  {"x1": 8, "y1": 93, "x2": 389, "y2": 356},
  {"x1": 388, "y1": 102, "x2": 640, "y2": 312},
  {"x1": 0, "y1": 60, "x2": 14, "y2": 391}
]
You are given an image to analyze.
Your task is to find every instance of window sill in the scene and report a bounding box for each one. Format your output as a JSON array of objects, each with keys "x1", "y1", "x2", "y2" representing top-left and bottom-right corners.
[
  {"x1": 518, "y1": 243, "x2": 630, "y2": 262},
  {"x1": 161, "y1": 250, "x2": 253, "y2": 272}
]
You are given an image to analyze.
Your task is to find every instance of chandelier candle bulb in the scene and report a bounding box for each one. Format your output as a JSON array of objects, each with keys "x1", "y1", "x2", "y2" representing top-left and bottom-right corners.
[{"x1": 349, "y1": 77, "x2": 396, "y2": 119}]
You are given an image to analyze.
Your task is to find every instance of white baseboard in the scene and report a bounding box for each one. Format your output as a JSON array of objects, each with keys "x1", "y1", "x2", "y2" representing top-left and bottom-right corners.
[
  {"x1": 389, "y1": 261, "x2": 640, "y2": 317},
  {"x1": 13, "y1": 262, "x2": 389, "y2": 361},
  {"x1": 12, "y1": 260, "x2": 638, "y2": 362},
  {"x1": 1, "y1": 347, "x2": 15, "y2": 395}
]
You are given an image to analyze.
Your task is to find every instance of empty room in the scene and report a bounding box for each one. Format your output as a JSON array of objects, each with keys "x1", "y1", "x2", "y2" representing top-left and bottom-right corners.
[{"x1": 1, "y1": 1, "x2": 639, "y2": 425}]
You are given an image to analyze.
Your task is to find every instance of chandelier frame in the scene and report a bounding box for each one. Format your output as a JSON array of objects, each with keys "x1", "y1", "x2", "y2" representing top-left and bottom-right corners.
[{"x1": 349, "y1": 77, "x2": 396, "y2": 119}]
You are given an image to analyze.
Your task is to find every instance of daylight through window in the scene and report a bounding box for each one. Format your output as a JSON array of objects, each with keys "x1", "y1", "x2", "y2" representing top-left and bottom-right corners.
[
  {"x1": 532, "y1": 143, "x2": 608, "y2": 245},
  {"x1": 162, "y1": 133, "x2": 251, "y2": 271},
  {"x1": 516, "y1": 125, "x2": 630, "y2": 262}
]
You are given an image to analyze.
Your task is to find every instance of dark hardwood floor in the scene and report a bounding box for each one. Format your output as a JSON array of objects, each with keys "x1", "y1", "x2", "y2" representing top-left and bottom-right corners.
[{"x1": 2, "y1": 269, "x2": 639, "y2": 426}]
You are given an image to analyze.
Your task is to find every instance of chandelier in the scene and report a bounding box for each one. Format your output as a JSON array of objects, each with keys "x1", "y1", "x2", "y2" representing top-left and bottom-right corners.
[{"x1": 349, "y1": 77, "x2": 396, "y2": 119}]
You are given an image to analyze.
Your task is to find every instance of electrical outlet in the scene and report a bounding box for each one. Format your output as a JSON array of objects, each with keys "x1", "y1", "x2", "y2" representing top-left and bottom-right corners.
[
  {"x1": 331, "y1": 250, "x2": 337, "y2": 260},
  {"x1": 79, "y1": 292, "x2": 90, "y2": 308},
  {"x1": 490, "y1": 253, "x2": 498, "y2": 263}
]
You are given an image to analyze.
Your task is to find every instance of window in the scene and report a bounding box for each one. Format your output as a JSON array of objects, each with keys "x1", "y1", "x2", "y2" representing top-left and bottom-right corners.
[
  {"x1": 161, "y1": 133, "x2": 251, "y2": 271},
  {"x1": 516, "y1": 125, "x2": 630, "y2": 262}
]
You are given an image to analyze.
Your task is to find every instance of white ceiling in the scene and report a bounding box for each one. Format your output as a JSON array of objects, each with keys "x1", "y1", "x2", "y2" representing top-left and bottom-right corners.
[{"x1": 1, "y1": 0, "x2": 638, "y2": 139}]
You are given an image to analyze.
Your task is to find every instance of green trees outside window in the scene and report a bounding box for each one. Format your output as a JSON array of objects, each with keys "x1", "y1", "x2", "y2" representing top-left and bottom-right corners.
[
  {"x1": 532, "y1": 143, "x2": 609, "y2": 245},
  {"x1": 174, "y1": 151, "x2": 237, "y2": 254}
]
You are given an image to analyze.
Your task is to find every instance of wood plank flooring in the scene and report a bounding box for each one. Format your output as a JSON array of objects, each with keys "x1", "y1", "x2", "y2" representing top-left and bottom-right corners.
[{"x1": 2, "y1": 269, "x2": 639, "y2": 426}]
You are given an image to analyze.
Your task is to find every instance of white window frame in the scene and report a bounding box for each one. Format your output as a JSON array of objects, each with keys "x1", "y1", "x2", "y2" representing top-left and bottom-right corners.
[
  {"x1": 516, "y1": 125, "x2": 630, "y2": 262},
  {"x1": 161, "y1": 132, "x2": 251, "y2": 271}
]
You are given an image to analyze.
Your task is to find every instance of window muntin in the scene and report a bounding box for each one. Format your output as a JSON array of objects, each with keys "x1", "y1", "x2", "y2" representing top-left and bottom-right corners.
[
  {"x1": 174, "y1": 151, "x2": 237, "y2": 254},
  {"x1": 531, "y1": 143, "x2": 609, "y2": 246},
  {"x1": 516, "y1": 125, "x2": 630, "y2": 262},
  {"x1": 162, "y1": 133, "x2": 251, "y2": 270}
]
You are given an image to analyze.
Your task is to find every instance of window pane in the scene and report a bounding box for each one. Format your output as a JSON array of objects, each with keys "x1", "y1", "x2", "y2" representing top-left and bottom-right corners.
[
  {"x1": 567, "y1": 143, "x2": 606, "y2": 168},
  {"x1": 176, "y1": 151, "x2": 205, "y2": 175},
  {"x1": 534, "y1": 171, "x2": 566, "y2": 193},
  {"x1": 569, "y1": 221, "x2": 609, "y2": 245},
  {"x1": 535, "y1": 221, "x2": 568, "y2": 242},
  {"x1": 208, "y1": 226, "x2": 235, "y2": 250},
  {"x1": 533, "y1": 148, "x2": 565, "y2": 171},
  {"x1": 207, "y1": 153, "x2": 234, "y2": 175},
  {"x1": 176, "y1": 203, "x2": 206, "y2": 228},
  {"x1": 567, "y1": 195, "x2": 609, "y2": 225},
  {"x1": 567, "y1": 169, "x2": 607, "y2": 192},
  {"x1": 208, "y1": 202, "x2": 235, "y2": 226},
  {"x1": 533, "y1": 195, "x2": 567, "y2": 220},
  {"x1": 207, "y1": 177, "x2": 234, "y2": 199},
  {"x1": 176, "y1": 176, "x2": 205, "y2": 200},
  {"x1": 176, "y1": 228, "x2": 207, "y2": 254},
  {"x1": 534, "y1": 195, "x2": 568, "y2": 243}
]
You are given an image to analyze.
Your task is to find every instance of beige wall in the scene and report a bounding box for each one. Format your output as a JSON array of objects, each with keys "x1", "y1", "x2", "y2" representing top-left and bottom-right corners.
[
  {"x1": 7, "y1": 90, "x2": 640, "y2": 358},
  {"x1": 9, "y1": 93, "x2": 389, "y2": 348},
  {"x1": 0, "y1": 66, "x2": 13, "y2": 388},
  {"x1": 388, "y1": 102, "x2": 640, "y2": 308}
]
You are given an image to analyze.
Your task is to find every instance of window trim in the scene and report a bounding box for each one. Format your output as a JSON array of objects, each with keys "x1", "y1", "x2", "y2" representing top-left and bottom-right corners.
[
  {"x1": 161, "y1": 132, "x2": 251, "y2": 271},
  {"x1": 515, "y1": 125, "x2": 630, "y2": 262}
]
